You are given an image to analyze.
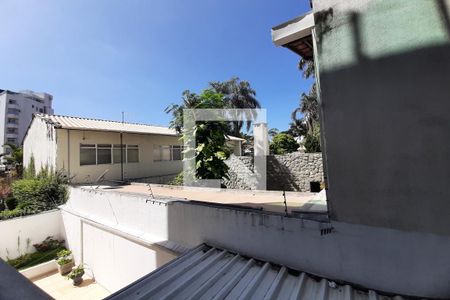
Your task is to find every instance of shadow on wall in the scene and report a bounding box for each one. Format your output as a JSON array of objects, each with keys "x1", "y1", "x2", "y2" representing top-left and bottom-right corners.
[
  {"x1": 266, "y1": 157, "x2": 301, "y2": 191},
  {"x1": 317, "y1": 2, "x2": 450, "y2": 234}
]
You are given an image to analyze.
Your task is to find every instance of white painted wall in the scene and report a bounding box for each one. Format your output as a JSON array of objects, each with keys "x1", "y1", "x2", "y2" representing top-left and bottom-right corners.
[
  {"x1": 64, "y1": 187, "x2": 450, "y2": 298},
  {"x1": 0, "y1": 210, "x2": 65, "y2": 260},
  {"x1": 23, "y1": 117, "x2": 57, "y2": 171},
  {"x1": 61, "y1": 188, "x2": 177, "y2": 292}
]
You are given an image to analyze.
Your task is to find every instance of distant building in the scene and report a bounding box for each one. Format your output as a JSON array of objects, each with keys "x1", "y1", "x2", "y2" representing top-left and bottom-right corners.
[
  {"x1": 23, "y1": 114, "x2": 244, "y2": 183},
  {"x1": 0, "y1": 89, "x2": 53, "y2": 156}
]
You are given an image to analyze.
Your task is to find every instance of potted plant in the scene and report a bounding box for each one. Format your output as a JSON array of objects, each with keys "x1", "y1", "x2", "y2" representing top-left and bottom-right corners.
[
  {"x1": 67, "y1": 265, "x2": 84, "y2": 286},
  {"x1": 56, "y1": 249, "x2": 73, "y2": 275}
]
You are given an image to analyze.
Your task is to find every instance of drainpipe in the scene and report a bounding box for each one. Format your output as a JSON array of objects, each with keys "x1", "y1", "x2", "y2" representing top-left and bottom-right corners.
[
  {"x1": 120, "y1": 132, "x2": 124, "y2": 182},
  {"x1": 120, "y1": 111, "x2": 124, "y2": 182},
  {"x1": 67, "y1": 129, "x2": 71, "y2": 180}
]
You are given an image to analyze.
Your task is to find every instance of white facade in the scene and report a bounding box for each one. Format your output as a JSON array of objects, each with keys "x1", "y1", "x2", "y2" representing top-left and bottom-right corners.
[
  {"x1": 23, "y1": 114, "x2": 243, "y2": 183},
  {"x1": 0, "y1": 89, "x2": 53, "y2": 156}
]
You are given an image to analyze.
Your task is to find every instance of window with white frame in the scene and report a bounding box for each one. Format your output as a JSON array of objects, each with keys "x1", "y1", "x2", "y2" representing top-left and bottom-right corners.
[
  {"x1": 80, "y1": 144, "x2": 139, "y2": 166},
  {"x1": 153, "y1": 145, "x2": 183, "y2": 161}
]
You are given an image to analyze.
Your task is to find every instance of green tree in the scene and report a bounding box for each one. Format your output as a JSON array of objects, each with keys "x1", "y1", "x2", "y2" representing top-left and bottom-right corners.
[
  {"x1": 286, "y1": 119, "x2": 307, "y2": 138},
  {"x1": 270, "y1": 133, "x2": 299, "y2": 155},
  {"x1": 304, "y1": 121, "x2": 321, "y2": 153},
  {"x1": 209, "y1": 77, "x2": 260, "y2": 136},
  {"x1": 3, "y1": 144, "x2": 23, "y2": 176},
  {"x1": 292, "y1": 58, "x2": 319, "y2": 134},
  {"x1": 268, "y1": 128, "x2": 279, "y2": 139},
  {"x1": 168, "y1": 90, "x2": 232, "y2": 181},
  {"x1": 165, "y1": 90, "x2": 202, "y2": 133}
]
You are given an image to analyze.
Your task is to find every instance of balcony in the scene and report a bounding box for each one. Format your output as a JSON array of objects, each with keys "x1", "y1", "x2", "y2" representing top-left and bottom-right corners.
[
  {"x1": 8, "y1": 103, "x2": 20, "y2": 109},
  {"x1": 6, "y1": 113, "x2": 19, "y2": 119},
  {"x1": 6, "y1": 133, "x2": 18, "y2": 139}
]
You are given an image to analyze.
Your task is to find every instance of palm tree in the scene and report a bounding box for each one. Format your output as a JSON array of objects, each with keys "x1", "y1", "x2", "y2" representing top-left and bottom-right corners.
[
  {"x1": 292, "y1": 57, "x2": 319, "y2": 134},
  {"x1": 291, "y1": 85, "x2": 318, "y2": 134},
  {"x1": 209, "y1": 77, "x2": 261, "y2": 136},
  {"x1": 268, "y1": 128, "x2": 279, "y2": 139},
  {"x1": 165, "y1": 90, "x2": 201, "y2": 133},
  {"x1": 298, "y1": 58, "x2": 315, "y2": 79},
  {"x1": 287, "y1": 119, "x2": 307, "y2": 137}
]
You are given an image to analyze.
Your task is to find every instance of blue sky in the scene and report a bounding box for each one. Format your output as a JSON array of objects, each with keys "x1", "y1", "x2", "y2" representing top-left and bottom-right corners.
[{"x1": 0, "y1": 0, "x2": 312, "y2": 131}]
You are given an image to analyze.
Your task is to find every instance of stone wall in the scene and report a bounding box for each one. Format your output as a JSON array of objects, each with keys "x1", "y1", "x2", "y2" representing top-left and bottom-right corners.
[
  {"x1": 132, "y1": 173, "x2": 178, "y2": 185},
  {"x1": 225, "y1": 152, "x2": 324, "y2": 192},
  {"x1": 267, "y1": 152, "x2": 323, "y2": 192}
]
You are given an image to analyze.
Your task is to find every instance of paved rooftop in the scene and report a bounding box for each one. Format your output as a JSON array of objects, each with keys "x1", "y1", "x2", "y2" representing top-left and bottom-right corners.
[
  {"x1": 92, "y1": 184, "x2": 327, "y2": 215},
  {"x1": 32, "y1": 271, "x2": 110, "y2": 300}
]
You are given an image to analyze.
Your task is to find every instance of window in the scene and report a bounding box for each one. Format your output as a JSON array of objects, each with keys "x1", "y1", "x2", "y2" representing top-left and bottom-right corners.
[
  {"x1": 113, "y1": 144, "x2": 125, "y2": 164},
  {"x1": 172, "y1": 145, "x2": 183, "y2": 161},
  {"x1": 6, "y1": 128, "x2": 17, "y2": 134},
  {"x1": 8, "y1": 100, "x2": 16, "y2": 104},
  {"x1": 6, "y1": 138, "x2": 16, "y2": 143},
  {"x1": 7, "y1": 108, "x2": 20, "y2": 115},
  {"x1": 80, "y1": 144, "x2": 96, "y2": 165},
  {"x1": 39, "y1": 108, "x2": 44, "y2": 113},
  {"x1": 81, "y1": 144, "x2": 140, "y2": 166},
  {"x1": 153, "y1": 145, "x2": 183, "y2": 161},
  {"x1": 127, "y1": 145, "x2": 139, "y2": 163},
  {"x1": 7, "y1": 118, "x2": 17, "y2": 124},
  {"x1": 97, "y1": 144, "x2": 112, "y2": 164}
]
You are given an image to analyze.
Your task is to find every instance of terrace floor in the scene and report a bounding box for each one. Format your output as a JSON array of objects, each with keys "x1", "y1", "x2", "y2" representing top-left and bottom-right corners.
[
  {"x1": 93, "y1": 183, "x2": 327, "y2": 215},
  {"x1": 32, "y1": 270, "x2": 110, "y2": 300}
]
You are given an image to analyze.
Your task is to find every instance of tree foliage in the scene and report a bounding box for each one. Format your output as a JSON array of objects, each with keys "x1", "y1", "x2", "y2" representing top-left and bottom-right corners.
[
  {"x1": 3, "y1": 143, "x2": 23, "y2": 176},
  {"x1": 171, "y1": 90, "x2": 232, "y2": 181},
  {"x1": 209, "y1": 77, "x2": 260, "y2": 136},
  {"x1": 269, "y1": 133, "x2": 299, "y2": 155},
  {"x1": 291, "y1": 58, "x2": 321, "y2": 152},
  {"x1": 304, "y1": 122, "x2": 321, "y2": 153}
]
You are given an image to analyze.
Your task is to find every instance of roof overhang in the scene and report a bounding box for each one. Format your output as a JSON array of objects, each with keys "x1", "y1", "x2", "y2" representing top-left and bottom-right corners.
[{"x1": 272, "y1": 11, "x2": 314, "y2": 59}]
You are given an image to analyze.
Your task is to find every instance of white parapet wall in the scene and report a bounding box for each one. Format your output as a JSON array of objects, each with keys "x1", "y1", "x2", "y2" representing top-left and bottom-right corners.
[
  {"x1": 0, "y1": 210, "x2": 65, "y2": 260},
  {"x1": 61, "y1": 188, "x2": 178, "y2": 293},
  {"x1": 63, "y1": 186, "x2": 450, "y2": 299}
]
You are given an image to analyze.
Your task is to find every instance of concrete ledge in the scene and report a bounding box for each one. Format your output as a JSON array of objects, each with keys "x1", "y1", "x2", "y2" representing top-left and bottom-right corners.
[{"x1": 20, "y1": 260, "x2": 58, "y2": 280}]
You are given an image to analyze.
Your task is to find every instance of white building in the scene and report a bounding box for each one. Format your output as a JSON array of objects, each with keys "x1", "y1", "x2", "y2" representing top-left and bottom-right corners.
[
  {"x1": 0, "y1": 89, "x2": 53, "y2": 155},
  {"x1": 23, "y1": 114, "x2": 243, "y2": 183}
]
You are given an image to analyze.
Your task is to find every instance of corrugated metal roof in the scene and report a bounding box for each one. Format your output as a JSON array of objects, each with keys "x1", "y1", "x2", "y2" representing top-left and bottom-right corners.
[
  {"x1": 106, "y1": 244, "x2": 404, "y2": 300},
  {"x1": 36, "y1": 114, "x2": 244, "y2": 141}
]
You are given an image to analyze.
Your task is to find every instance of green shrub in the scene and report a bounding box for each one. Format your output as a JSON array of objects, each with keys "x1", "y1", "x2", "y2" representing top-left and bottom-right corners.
[
  {"x1": 5, "y1": 196, "x2": 17, "y2": 210},
  {"x1": 304, "y1": 123, "x2": 321, "y2": 153},
  {"x1": 169, "y1": 173, "x2": 184, "y2": 186},
  {"x1": 270, "y1": 133, "x2": 299, "y2": 155},
  {"x1": 67, "y1": 265, "x2": 84, "y2": 279},
  {"x1": 56, "y1": 249, "x2": 73, "y2": 266},
  {"x1": 304, "y1": 134, "x2": 321, "y2": 153},
  {"x1": 7, "y1": 247, "x2": 64, "y2": 270},
  {"x1": 12, "y1": 172, "x2": 68, "y2": 211},
  {"x1": 33, "y1": 236, "x2": 65, "y2": 252}
]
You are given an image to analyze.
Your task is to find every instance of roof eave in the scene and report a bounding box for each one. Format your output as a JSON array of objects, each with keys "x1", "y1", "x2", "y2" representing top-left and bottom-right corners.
[{"x1": 272, "y1": 11, "x2": 314, "y2": 47}]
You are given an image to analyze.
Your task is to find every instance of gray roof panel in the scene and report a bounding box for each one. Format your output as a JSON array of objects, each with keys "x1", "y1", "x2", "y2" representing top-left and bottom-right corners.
[{"x1": 106, "y1": 244, "x2": 406, "y2": 300}]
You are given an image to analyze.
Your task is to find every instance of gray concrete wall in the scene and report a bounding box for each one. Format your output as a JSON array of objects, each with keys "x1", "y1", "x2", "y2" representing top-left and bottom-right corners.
[
  {"x1": 65, "y1": 187, "x2": 450, "y2": 298},
  {"x1": 313, "y1": 0, "x2": 450, "y2": 235},
  {"x1": 225, "y1": 153, "x2": 324, "y2": 191}
]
